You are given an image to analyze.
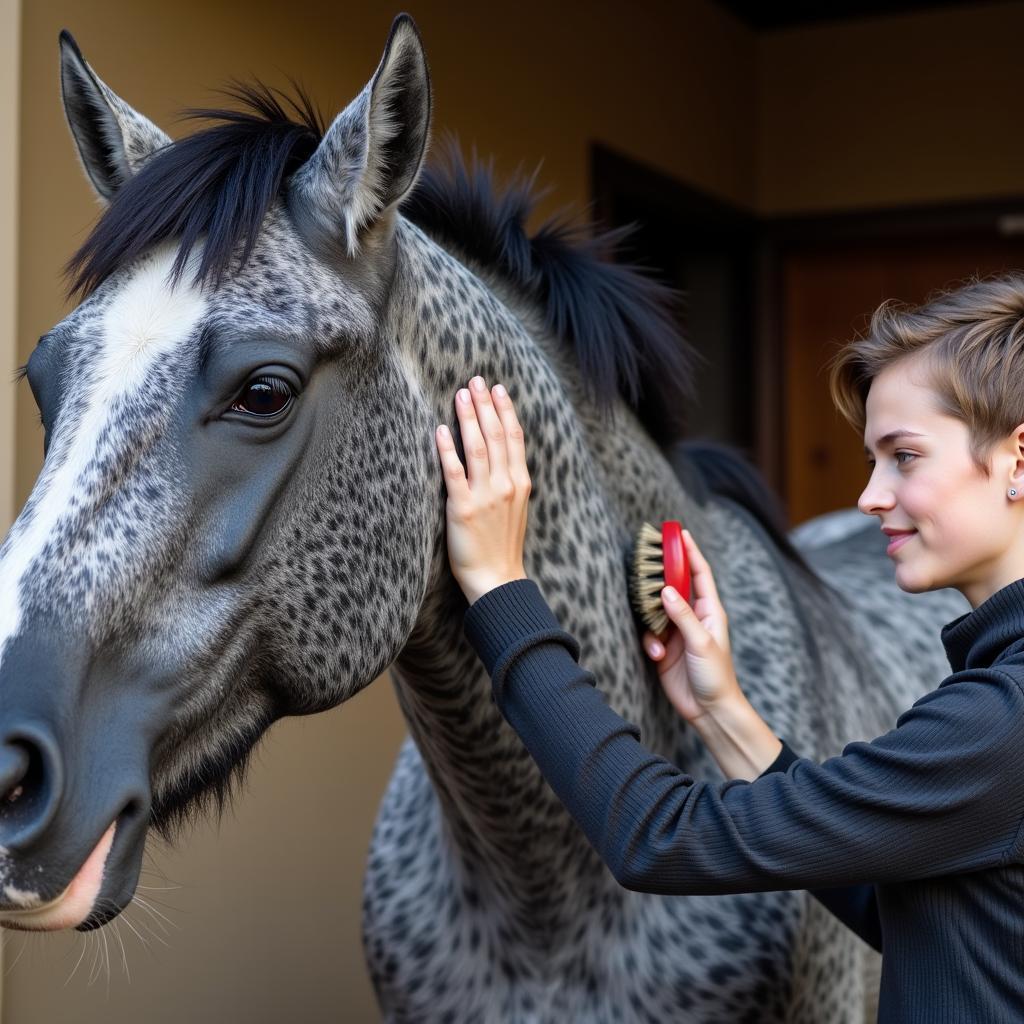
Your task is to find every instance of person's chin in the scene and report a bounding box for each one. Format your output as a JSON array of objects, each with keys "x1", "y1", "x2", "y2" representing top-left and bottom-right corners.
[
  {"x1": 894, "y1": 558, "x2": 942, "y2": 594},
  {"x1": 895, "y1": 572, "x2": 928, "y2": 593}
]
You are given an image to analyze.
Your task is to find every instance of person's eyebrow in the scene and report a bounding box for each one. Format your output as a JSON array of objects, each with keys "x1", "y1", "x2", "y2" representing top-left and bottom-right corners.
[{"x1": 863, "y1": 430, "x2": 927, "y2": 455}]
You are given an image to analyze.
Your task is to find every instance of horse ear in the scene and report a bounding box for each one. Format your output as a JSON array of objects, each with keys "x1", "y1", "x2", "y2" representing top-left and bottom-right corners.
[
  {"x1": 288, "y1": 14, "x2": 431, "y2": 256},
  {"x1": 59, "y1": 30, "x2": 172, "y2": 203}
]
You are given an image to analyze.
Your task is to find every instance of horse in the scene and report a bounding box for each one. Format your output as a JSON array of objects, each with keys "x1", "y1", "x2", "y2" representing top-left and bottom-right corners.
[{"x1": 0, "y1": 14, "x2": 967, "y2": 1021}]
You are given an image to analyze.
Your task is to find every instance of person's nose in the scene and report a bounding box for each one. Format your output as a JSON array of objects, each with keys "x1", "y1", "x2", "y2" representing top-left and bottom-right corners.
[{"x1": 857, "y1": 467, "x2": 896, "y2": 518}]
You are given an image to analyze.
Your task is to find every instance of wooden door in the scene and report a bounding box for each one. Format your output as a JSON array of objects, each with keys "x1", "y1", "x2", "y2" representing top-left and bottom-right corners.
[{"x1": 782, "y1": 233, "x2": 1024, "y2": 526}]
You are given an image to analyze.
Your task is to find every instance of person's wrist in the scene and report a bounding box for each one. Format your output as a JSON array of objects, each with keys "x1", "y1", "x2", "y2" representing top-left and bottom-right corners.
[
  {"x1": 462, "y1": 569, "x2": 528, "y2": 606},
  {"x1": 691, "y1": 694, "x2": 782, "y2": 781}
]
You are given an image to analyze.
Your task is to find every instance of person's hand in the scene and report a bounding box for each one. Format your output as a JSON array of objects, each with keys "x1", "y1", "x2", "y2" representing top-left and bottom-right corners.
[
  {"x1": 641, "y1": 529, "x2": 744, "y2": 725},
  {"x1": 642, "y1": 528, "x2": 781, "y2": 779},
  {"x1": 434, "y1": 376, "x2": 530, "y2": 605}
]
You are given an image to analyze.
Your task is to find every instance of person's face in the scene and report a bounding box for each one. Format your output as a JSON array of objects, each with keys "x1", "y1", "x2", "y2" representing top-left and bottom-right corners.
[{"x1": 857, "y1": 355, "x2": 1024, "y2": 607}]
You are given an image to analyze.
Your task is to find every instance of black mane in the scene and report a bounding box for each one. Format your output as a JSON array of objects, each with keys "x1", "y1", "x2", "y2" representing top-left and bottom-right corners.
[
  {"x1": 66, "y1": 81, "x2": 325, "y2": 297},
  {"x1": 402, "y1": 148, "x2": 697, "y2": 444}
]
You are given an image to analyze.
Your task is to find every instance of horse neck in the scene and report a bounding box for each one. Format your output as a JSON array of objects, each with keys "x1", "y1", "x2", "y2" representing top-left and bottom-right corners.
[{"x1": 386, "y1": 222, "x2": 712, "y2": 934}]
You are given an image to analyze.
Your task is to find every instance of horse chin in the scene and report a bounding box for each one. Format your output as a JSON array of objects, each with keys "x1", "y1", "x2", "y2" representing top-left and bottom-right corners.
[
  {"x1": 0, "y1": 801, "x2": 148, "y2": 933},
  {"x1": 0, "y1": 822, "x2": 117, "y2": 932}
]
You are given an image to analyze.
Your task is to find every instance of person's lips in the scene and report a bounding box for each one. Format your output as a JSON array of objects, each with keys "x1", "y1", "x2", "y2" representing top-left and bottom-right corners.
[{"x1": 885, "y1": 530, "x2": 917, "y2": 555}]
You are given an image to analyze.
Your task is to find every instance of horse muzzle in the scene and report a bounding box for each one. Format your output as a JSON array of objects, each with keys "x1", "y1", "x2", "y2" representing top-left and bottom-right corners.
[{"x1": 0, "y1": 624, "x2": 158, "y2": 931}]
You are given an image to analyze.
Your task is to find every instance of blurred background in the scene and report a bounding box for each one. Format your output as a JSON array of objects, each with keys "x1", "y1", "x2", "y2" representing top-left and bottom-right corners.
[{"x1": 2, "y1": 0, "x2": 1024, "y2": 1021}]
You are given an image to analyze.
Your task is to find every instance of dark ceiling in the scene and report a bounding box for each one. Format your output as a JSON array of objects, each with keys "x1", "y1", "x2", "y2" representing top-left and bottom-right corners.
[{"x1": 715, "y1": 0, "x2": 1016, "y2": 31}]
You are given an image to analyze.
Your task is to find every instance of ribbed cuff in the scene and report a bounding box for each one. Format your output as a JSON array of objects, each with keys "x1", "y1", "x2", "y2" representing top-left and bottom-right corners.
[
  {"x1": 758, "y1": 738, "x2": 800, "y2": 778},
  {"x1": 463, "y1": 579, "x2": 582, "y2": 700}
]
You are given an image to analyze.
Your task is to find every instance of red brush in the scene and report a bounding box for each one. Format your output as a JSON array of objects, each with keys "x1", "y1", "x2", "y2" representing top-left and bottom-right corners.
[{"x1": 629, "y1": 520, "x2": 691, "y2": 636}]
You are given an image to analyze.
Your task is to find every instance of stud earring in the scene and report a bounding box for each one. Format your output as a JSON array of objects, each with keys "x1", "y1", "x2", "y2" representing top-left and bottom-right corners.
[{"x1": 1011, "y1": 489, "x2": 1018, "y2": 497}]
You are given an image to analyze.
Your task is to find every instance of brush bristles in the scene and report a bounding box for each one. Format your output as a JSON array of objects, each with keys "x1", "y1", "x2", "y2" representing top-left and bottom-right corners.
[{"x1": 630, "y1": 521, "x2": 671, "y2": 635}]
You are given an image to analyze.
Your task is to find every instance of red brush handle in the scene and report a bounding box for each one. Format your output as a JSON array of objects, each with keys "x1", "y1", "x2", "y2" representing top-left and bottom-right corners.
[{"x1": 661, "y1": 521, "x2": 690, "y2": 603}]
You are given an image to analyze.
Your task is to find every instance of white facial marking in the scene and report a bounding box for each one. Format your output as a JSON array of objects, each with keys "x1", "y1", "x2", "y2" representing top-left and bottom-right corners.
[
  {"x1": 2, "y1": 885, "x2": 41, "y2": 908},
  {"x1": 0, "y1": 243, "x2": 207, "y2": 667}
]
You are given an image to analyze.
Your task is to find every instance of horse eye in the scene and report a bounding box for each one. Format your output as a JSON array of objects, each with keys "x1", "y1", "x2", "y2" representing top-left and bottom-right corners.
[{"x1": 230, "y1": 376, "x2": 294, "y2": 417}]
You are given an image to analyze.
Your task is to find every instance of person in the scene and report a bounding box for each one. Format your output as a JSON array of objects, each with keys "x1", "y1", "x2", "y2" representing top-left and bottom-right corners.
[{"x1": 431, "y1": 276, "x2": 1024, "y2": 1023}]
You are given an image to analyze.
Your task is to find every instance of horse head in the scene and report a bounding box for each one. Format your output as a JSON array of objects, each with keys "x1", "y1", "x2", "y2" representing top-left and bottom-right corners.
[{"x1": 0, "y1": 14, "x2": 443, "y2": 931}]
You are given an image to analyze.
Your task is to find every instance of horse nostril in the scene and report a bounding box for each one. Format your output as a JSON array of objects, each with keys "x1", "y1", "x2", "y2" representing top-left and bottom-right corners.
[
  {"x1": 0, "y1": 742, "x2": 32, "y2": 804},
  {"x1": 0, "y1": 734, "x2": 62, "y2": 849}
]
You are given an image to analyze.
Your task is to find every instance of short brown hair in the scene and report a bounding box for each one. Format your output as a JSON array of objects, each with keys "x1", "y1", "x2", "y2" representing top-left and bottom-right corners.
[{"x1": 827, "y1": 274, "x2": 1024, "y2": 478}]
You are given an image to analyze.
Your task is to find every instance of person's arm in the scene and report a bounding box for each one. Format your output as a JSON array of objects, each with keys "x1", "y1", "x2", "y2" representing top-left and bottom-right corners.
[
  {"x1": 464, "y1": 578, "x2": 1024, "y2": 900},
  {"x1": 759, "y1": 741, "x2": 882, "y2": 951},
  {"x1": 808, "y1": 885, "x2": 882, "y2": 952},
  {"x1": 431, "y1": 378, "x2": 1023, "y2": 914}
]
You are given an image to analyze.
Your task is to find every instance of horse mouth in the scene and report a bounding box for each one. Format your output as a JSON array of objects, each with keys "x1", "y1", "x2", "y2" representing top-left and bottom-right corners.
[{"x1": 0, "y1": 820, "x2": 117, "y2": 932}]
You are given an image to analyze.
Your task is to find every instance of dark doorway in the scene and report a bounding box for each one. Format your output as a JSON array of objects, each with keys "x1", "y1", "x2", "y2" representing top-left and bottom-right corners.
[{"x1": 591, "y1": 145, "x2": 759, "y2": 462}]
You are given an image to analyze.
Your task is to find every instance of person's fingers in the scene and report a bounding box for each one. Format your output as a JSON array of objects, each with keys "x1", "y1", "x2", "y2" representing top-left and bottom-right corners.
[
  {"x1": 643, "y1": 631, "x2": 665, "y2": 659},
  {"x1": 467, "y1": 376, "x2": 510, "y2": 480},
  {"x1": 682, "y1": 529, "x2": 726, "y2": 617},
  {"x1": 492, "y1": 384, "x2": 531, "y2": 491},
  {"x1": 454, "y1": 385, "x2": 489, "y2": 487},
  {"x1": 661, "y1": 585, "x2": 713, "y2": 652},
  {"x1": 435, "y1": 424, "x2": 471, "y2": 503}
]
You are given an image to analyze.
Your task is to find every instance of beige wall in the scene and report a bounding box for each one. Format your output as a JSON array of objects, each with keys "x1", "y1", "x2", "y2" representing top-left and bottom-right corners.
[
  {"x1": 0, "y1": 0, "x2": 16, "y2": 996},
  {"x1": 1, "y1": 0, "x2": 19, "y2": 542},
  {"x1": 757, "y1": 2, "x2": 1024, "y2": 213},
  {"x1": 8, "y1": 2, "x2": 755, "y2": 1022}
]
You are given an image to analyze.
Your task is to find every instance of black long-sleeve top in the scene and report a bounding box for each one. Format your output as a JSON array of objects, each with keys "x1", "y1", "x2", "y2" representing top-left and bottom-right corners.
[{"x1": 463, "y1": 577, "x2": 1024, "y2": 1023}]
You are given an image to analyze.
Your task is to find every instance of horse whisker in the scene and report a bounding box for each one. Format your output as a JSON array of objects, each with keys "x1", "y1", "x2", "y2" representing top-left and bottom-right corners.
[
  {"x1": 112, "y1": 919, "x2": 130, "y2": 982},
  {"x1": 100, "y1": 922, "x2": 111, "y2": 993},
  {"x1": 125, "y1": 900, "x2": 171, "y2": 949},
  {"x1": 132, "y1": 894, "x2": 179, "y2": 932},
  {"x1": 119, "y1": 907, "x2": 156, "y2": 953},
  {"x1": 64, "y1": 932, "x2": 90, "y2": 987},
  {"x1": 87, "y1": 931, "x2": 102, "y2": 987},
  {"x1": 4, "y1": 932, "x2": 30, "y2": 977}
]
